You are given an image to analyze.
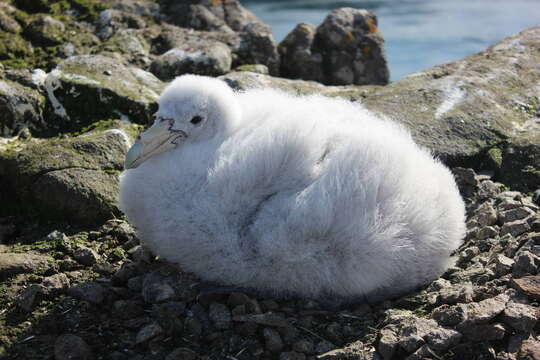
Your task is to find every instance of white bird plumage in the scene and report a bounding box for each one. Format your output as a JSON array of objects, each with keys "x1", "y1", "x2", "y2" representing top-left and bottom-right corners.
[{"x1": 119, "y1": 74, "x2": 466, "y2": 303}]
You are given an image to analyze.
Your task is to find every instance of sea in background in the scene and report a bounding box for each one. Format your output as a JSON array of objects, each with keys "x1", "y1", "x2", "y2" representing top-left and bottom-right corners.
[{"x1": 242, "y1": 0, "x2": 540, "y2": 81}]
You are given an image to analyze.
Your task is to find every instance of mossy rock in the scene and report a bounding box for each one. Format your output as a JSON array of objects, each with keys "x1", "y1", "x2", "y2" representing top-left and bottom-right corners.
[
  {"x1": 0, "y1": 30, "x2": 33, "y2": 61},
  {"x1": 13, "y1": 0, "x2": 109, "y2": 22},
  {"x1": 44, "y1": 55, "x2": 164, "y2": 134},
  {"x1": 0, "y1": 78, "x2": 46, "y2": 136},
  {"x1": 24, "y1": 14, "x2": 66, "y2": 46},
  {"x1": 0, "y1": 120, "x2": 139, "y2": 226}
]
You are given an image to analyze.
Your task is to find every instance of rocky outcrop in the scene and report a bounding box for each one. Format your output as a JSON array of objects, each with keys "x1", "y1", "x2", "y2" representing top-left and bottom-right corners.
[
  {"x1": 44, "y1": 55, "x2": 164, "y2": 133},
  {"x1": 279, "y1": 8, "x2": 389, "y2": 85},
  {"x1": 155, "y1": 0, "x2": 280, "y2": 75},
  {"x1": 158, "y1": 0, "x2": 264, "y2": 33},
  {"x1": 149, "y1": 26, "x2": 233, "y2": 80}
]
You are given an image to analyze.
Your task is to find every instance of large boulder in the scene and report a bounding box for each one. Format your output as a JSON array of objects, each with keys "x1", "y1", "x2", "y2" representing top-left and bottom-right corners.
[
  {"x1": 158, "y1": 0, "x2": 262, "y2": 33},
  {"x1": 0, "y1": 120, "x2": 139, "y2": 225},
  {"x1": 149, "y1": 26, "x2": 233, "y2": 80},
  {"x1": 155, "y1": 1, "x2": 280, "y2": 75},
  {"x1": 43, "y1": 55, "x2": 164, "y2": 133},
  {"x1": 225, "y1": 26, "x2": 540, "y2": 192},
  {"x1": 279, "y1": 8, "x2": 389, "y2": 85}
]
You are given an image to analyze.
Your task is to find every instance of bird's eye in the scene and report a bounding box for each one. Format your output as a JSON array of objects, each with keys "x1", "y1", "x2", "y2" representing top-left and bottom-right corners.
[{"x1": 190, "y1": 116, "x2": 203, "y2": 125}]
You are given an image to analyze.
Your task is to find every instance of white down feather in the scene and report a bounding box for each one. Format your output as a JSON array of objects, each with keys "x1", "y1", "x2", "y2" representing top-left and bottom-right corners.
[{"x1": 119, "y1": 75, "x2": 466, "y2": 303}]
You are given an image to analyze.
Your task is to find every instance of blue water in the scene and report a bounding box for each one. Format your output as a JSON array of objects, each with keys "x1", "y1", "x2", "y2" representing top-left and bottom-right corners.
[{"x1": 242, "y1": 0, "x2": 540, "y2": 81}]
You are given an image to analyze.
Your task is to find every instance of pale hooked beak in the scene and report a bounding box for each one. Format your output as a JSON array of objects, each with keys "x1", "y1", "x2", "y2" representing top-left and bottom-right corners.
[{"x1": 125, "y1": 119, "x2": 186, "y2": 169}]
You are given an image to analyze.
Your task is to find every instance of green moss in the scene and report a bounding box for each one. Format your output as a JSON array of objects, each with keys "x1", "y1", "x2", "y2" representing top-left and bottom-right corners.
[
  {"x1": 486, "y1": 147, "x2": 503, "y2": 168},
  {"x1": 13, "y1": 0, "x2": 110, "y2": 21},
  {"x1": 68, "y1": 118, "x2": 144, "y2": 140},
  {"x1": 523, "y1": 165, "x2": 540, "y2": 176},
  {"x1": 0, "y1": 31, "x2": 33, "y2": 60},
  {"x1": 75, "y1": 119, "x2": 122, "y2": 135},
  {"x1": 109, "y1": 247, "x2": 126, "y2": 260}
]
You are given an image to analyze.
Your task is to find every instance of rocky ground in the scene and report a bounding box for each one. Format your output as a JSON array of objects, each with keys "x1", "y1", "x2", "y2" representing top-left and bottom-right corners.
[{"x1": 0, "y1": 0, "x2": 539, "y2": 359}]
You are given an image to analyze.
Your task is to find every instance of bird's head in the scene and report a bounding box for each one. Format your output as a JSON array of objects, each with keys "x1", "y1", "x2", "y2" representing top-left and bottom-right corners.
[{"x1": 124, "y1": 75, "x2": 240, "y2": 169}]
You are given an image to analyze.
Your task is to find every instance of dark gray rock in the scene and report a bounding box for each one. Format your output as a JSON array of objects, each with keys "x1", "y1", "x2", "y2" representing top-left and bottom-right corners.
[
  {"x1": 292, "y1": 339, "x2": 315, "y2": 354},
  {"x1": 54, "y1": 334, "x2": 93, "y2": 360},
  {"x1": 113, "y1": 299, "x2": 145, "y2": 320},
  {"x1": 68, "y1": 281, "x2": 107, "y2": 305},
  {"x1": 238, "y1": 22, "x2": 280, "y2": 75},
  {"x1": 279, "y1": 352, "x2": 306, "y2": 360},
  {"x1": 315, "y1": 340, "x2": 336, "y2": 354},
  {"x1": 494, "y1": 254, "x2": 514, "y2": 276},
  {"x1": 279, "y1": 23, "x2": 323, "y2": 83},
  {"x1": 280, "y1": 8, "x2": 389, "y2": 85},
  {"x1": 135, "y1": 322, "x2": 163, "y2": 344},
  {"x1": 165, "y1": 347, "x2": 198, "y2": 360},
  {"x1": 499, "y1": 207, "x2": 535, "y2": 223},
  {"x1": 0, "y1": 77, "x2": 46, "y2": 137},
  {"x1": 96, "y1": 9, "x2": 146, "y2": 40},
  {"x1": 501, "y1": 301, "x2": 539, "y2": 332},
  {"x1": 513, "y1": 251, "x2": 539, "y2": 276},
  {"x1": 113, "y1": 261, "x2": 139, "y2": 284},
  {"x1": 142, "y1": 271, "x2": 177, "y2": 303},
  {"x1": 533, "y1": 189, "x2": 540, "y2": 205},
  {"x1": 129, "y1": 245, "x2": 152, "y2": 263},
  {"x1": 263, "y1": 327, "x2": 284, "y2": 352},
  {"x1": 457, "y1": 323, "x2": 506, "y2": 341},
  {"x1": 16, "y1": 284, "x2": 42, "y2": 312},
  {"x1": 208, "y1": 302, "x2": 231, "y2": 330}
]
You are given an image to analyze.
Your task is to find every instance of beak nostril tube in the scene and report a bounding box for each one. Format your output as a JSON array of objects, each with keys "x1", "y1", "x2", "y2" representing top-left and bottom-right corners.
[{"x1": 124, "y1": 119, "x2": 186, "y2": 169}]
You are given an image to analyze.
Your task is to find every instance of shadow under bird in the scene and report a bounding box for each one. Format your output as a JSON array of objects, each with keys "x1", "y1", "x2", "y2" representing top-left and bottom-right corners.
[{"x1": 119, "y1": 75, "x2": 466, "y2": 304}]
